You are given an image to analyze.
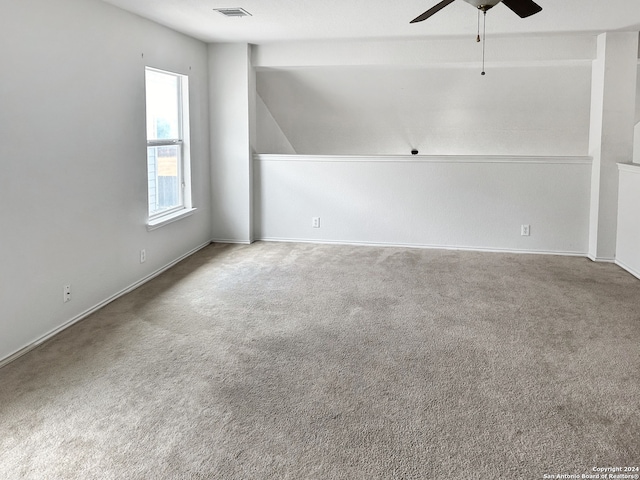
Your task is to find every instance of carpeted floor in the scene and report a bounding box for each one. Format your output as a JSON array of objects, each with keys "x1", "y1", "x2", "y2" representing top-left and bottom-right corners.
[{"x1": 1, "y1": 242, "x2": 639, "y2": 479}]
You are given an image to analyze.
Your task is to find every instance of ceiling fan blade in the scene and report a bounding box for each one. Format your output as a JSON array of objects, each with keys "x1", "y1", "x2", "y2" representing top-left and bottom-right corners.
[
  {"x1": 501, "y1": 0, "x2": 542, "y2": 18},
  {"x1": 410, "y1": 0, "x2": 457, "y2": 23}
]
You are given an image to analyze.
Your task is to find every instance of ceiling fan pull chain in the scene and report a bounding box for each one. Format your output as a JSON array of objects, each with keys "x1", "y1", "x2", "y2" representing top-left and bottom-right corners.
[
  {"x1": 481, "y1": 10, "x2": 487, "y2": 75},
  {"x1": 476, "y1": 10, "x2": 481, "y2": 42}
]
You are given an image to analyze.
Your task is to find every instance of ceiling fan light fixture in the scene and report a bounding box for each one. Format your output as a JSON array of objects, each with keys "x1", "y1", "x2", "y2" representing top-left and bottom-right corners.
[
  {"x1": 463, "y1": 0, "x2": 502, "y2": 11},
  {"x1": 411, "y1": 0, "x2": 542, "y2": 23}
]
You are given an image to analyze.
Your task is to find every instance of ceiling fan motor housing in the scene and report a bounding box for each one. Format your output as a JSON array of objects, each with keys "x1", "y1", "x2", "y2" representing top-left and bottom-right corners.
[{"x1": 463, "y1": 0, "x2": 502, "y2": 10}]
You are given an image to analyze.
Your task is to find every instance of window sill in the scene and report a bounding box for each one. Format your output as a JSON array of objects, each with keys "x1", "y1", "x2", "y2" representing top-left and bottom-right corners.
[{"x1": 147, "y1": 208, "x2": 197, "y2": 231}]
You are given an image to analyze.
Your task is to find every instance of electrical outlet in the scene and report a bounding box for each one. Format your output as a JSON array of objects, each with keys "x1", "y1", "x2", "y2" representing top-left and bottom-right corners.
[
  {"x1": 312, "y1": 217, "x2": 320, "y2": 228},
  {"x1": 63, "y1": 285, "x2": 71, "y2": 303},
  {"x1": 140, "y1": 249, "x2": 146, "y2": 263},
  {"x1": 521, "y1": 225, "x2": 531, "y2": 236}
]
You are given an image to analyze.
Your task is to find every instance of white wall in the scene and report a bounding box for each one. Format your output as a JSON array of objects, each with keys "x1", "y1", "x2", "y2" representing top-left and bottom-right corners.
[
  {"x1": 588, "y1": 33, "x2": 639, "y2": 261},
  {"x1": 0, "y1": 0, "x2": 211, "y2": 363},
  {"x1": 616, "y1": 164, "x2": 640, "y2": 278},
  {"x1": 256, "y1": 65, "x2": 592, "y2": 156},
  {"x1": 252, "y1": 36, "x2": 595, "y2": 68},
  {"x1": 636, "y1": 64, "x2": 640, "y2": 124},
  {"x1": 208, "y1": 43, "x2": 254, "y2": 243},
  {"x1": 616, "y1": 62, "x2": 640, "y2": 278},
  {"x1": 254, "y1": 36, "x2": 595, "y2": 157},
  {"x1": 255, "y1": 155, "x2": 591, "y2": 255},
  {"x1": 252, "y1": 36, "x2": 595, "y2": 254},
  {"x1": 634, "y1": 64, "x2": 640, "y2": 164},
  {"x1": 634, "y1": 123, "x2": 640, "y2": 164}
]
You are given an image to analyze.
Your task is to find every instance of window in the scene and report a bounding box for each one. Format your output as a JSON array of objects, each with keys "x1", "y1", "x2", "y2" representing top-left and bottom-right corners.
[{"x1": 145, "y1": 67, "x2": 192, "y2": 226}]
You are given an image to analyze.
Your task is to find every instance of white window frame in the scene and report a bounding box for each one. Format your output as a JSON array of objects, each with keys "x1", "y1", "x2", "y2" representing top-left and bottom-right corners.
[{"x1": 145, "y1": 67, "x2": 194, "y2": 230}]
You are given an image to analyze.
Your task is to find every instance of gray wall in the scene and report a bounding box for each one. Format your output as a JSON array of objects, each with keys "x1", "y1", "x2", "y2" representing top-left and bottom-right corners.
[
  {"x1": 250, "y1": 38, "x2": 596, "y2": 254},
  {"x1": 0, "y1": 0, "x2": 212, "y2": 362},
  {"x1": 256, "y1": 65, "x2": 592, "y2": 156}
]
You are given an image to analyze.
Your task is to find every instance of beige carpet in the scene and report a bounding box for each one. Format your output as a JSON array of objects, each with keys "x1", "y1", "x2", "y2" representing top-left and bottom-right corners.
[{"x1": 1, "y1": 242, "x2": 639, "y2": 479}]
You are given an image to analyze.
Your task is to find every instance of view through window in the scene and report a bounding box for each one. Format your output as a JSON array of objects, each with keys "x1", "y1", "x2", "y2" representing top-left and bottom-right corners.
[{"x1": 145, "y1": 67, "x2": 190, "y2": 220}]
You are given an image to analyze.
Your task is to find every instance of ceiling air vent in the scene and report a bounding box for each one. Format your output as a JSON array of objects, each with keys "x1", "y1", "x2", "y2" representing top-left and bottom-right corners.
[{"x1": 214, "y1": 7, "x2": 252, "y2": 17}]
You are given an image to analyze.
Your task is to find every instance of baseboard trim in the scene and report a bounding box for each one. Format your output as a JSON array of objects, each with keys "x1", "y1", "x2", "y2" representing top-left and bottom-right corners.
[
  {"x1": 254, "y1": 154, "x2": 592, "y2": 165},
  {"x1": 615, "y1": 259, "x2": 640, "y2": 280},
  {"x1": 0, "y1": 241, "x2": 212, "y2": 370},
  {"x1": 257, "y1": 237, "x2": 588, "y2": 257},
  {"x1": 211, "y1": 238, "x2": 252, "y2": 245},
  {"x1": 587, "y1": 254, "x2": 616, "y2": 263}
]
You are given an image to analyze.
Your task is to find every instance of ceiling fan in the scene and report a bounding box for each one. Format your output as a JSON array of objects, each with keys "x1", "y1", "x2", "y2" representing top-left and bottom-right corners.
[
  {"x1": 410, "y1": 0, "x2": 542, "y2": 23},
  {"x1": 410, "y1": 0, "x2": 542, "y2": 75}
]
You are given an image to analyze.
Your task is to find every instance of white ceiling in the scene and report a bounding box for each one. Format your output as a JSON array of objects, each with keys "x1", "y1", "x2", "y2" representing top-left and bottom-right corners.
[{"x1": 100, "y1": 0, "x2": 640, "y2": 44}]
